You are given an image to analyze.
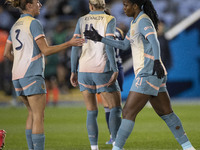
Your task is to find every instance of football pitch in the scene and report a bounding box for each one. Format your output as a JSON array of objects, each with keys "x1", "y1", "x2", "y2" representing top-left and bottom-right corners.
[{"x1": 0, "y1": 102, "x2": 200, "y2": 150}]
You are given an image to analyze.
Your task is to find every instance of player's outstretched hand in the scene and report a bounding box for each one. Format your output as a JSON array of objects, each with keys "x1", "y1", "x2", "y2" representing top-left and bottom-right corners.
[
  {"x1": 84, "y1": 26, "x2": 102, "y2": 42},
  {"x1": 152, "y1": 60, "x2": 164, "y2": 79},
  {"x1": 69, "y1": 35, "x2": 85, "y2": 47},
  {"x1": 70, "y1": 73, "x2": 78, "y2": 87},
  {"x1": 107, "y1": 72, "x2": 118, "y2": 87}
]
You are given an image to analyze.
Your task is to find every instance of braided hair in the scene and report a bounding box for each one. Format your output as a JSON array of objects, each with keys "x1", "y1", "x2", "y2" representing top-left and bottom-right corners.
[{"x1": 129, "y1": 0, "x2": 159, "y2": 30}]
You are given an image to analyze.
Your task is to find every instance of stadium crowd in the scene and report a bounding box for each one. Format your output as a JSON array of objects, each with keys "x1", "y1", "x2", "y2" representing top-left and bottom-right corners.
[{"x1": 0, "y1": 0, "x2": 200, "y2": 96}]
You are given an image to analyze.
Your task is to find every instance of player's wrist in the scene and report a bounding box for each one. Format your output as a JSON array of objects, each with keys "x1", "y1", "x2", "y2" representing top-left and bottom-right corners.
[{"x1": 99, "y1": 36, "x2": 103, "y2": 41}]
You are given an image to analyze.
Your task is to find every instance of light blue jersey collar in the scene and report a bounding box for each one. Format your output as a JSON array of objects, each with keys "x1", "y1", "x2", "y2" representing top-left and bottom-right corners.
[
  {"x1": 132, "y1": 11, "x2": 144, "y2": 23},
  {"x1": 89, "y1": 11, "x2": 105, "y2": 15},
  {"x1": 21, "y1": 14, "x2": 33, "y2": 18}
]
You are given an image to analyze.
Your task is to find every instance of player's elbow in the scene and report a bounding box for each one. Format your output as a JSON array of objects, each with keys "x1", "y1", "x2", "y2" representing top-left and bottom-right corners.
[
  {"x1": 120, "y1": 45, "x2": 129, "y2": 51},
  {"x1": 121, "y1": 42, "x2": 131, "y2": 51},
  {"x1": 4, "y1": 51, "x2": 13, "y2": 61},
  {"x1": 40, "y1": 47, "x2": 51, "y2": 56},
  {"x1": 3, "y1": 51, "x2": 10, "y2": 59},
  {"x1": 3, "y1": 52, "x2": 7, "y2": 58},
  {"x1": 42, "y1": 51, "x2": 50, "y2": 56},
  {"x1": 121, "y1": 46, "x2": 127, "y2": 50}
]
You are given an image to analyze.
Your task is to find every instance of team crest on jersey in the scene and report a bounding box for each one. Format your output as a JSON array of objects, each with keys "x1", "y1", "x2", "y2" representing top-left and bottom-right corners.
[{"x1": 41, "y1": 84, "x2": 45, "y2": 90}]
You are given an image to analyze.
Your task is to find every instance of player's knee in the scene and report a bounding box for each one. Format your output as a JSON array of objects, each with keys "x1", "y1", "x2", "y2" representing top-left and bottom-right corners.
[
  {"x1": 33, "y1": 112, "x2": 45, "y2": 122},
  {"x1": 28, "y1": 110, "x2": 33, "y2": 119},
  {"x1": 122, "y1": 108, "x2": 136, "y2": 121}
]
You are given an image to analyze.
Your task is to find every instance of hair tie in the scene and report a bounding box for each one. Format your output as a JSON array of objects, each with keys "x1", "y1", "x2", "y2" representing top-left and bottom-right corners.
[
  {"x1": 141, "y1": 0, "x2": 148, "y2": 10},
  {"x1": 141, "y1": 4, "x2": 144, "y2": 10}
]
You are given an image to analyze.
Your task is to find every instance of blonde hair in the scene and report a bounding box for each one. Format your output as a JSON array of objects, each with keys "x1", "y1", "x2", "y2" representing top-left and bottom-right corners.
[
  {"x1": 6, "y1": 0, "x2": 33, "y2": 10},
  {"x1": 89, "y1": 0, "x2": 105, "y2": 9}
]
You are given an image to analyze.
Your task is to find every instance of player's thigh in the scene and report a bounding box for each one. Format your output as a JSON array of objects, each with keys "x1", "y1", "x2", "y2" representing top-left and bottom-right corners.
[
  {"x1": 100, "y1": 91, "x2": 121, "y2": 109},
  {"x1": 28, "y1": 94, "x2": 46, "y2": 116},
  {"x1": 150, "y1": 91, "x2": 173, "y2": 116},
  {"x1": 123, "y1": 91, "x2": 150, "y2": 121},
  {"x1": 101, "y1": 95, "x2": 109, "y2": 107},
  {"x1": 82, "y1": 90, "x2": 98, "y2": 111},
  {"x1": 20, "y1": 96, "x2": 32, "y2": 111}
]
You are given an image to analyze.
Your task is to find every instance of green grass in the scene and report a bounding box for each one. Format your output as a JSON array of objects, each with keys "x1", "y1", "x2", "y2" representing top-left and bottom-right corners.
[{"x1": 0, "y1": 103, "x2": 200, "y2": 150}]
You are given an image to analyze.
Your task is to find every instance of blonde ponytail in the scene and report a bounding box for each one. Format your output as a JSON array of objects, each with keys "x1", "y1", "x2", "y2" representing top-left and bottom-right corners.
[{"x1": 89, "y1": 0, "x2": 105, "y2": 9}]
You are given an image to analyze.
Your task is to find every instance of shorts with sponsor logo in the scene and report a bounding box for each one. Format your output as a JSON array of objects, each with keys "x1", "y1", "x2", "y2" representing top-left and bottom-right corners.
[
  {"x1": 130, "y1": 75, "x2": 167, "y2": 96},
  {"x1": 13, "y1": 75, "x2": 46, "y2": 96},
  {"x1": 78, "y1": 71, "x2": 120, "y2": 94}
]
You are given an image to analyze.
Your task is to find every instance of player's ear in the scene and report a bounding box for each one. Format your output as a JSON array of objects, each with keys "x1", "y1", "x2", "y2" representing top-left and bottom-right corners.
[
  {"x1": 133, "y1": 3, "x2": 138, "y2": 10},
  {"x1": 26, "y1": 3, "x2": 32, "y2": 11},
  {"x1": 89, "y1": 3, "x2": 94, "y2": 11}
]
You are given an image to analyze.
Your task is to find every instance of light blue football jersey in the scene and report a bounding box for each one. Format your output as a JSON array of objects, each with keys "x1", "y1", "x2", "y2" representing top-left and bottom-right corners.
[
  {"x1": 8, "y1": 14, "x2": 45, "y2": 80},
  {"x1": 71, "y1": 11, "x2": 118, "y2": 73}
]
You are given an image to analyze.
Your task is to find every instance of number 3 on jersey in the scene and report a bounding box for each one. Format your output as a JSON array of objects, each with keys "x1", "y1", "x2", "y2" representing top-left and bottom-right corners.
[{"x1": 15, "y1": 29, "x2": 23, "y2": 50}]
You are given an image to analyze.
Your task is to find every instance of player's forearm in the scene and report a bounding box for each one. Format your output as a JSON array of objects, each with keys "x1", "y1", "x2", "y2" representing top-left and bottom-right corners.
[
  {"x1": 43, "y1": 41, "x2": 72, "y2": 56},
  {"x1": 36, "y1": 37, "x2": 72, "y2": 56},
  {"x1": 102, "y1": 37, "x2": 130, "y2": 50},
  {"x1": 4, "y1": 42, "x2": 14, "y2": 61},
  {"x1": 147, "y1": 34, "x2": 160, "y2": 60},
  {"x1": 105, "y1": 37, "x2": 118, "y2": 72},
  {"x1": 4, "y1": 52, "x2": 14, "y2": 61},
  {"x1": 71, "y1": 46, "x2": 79, "y2": 73}
]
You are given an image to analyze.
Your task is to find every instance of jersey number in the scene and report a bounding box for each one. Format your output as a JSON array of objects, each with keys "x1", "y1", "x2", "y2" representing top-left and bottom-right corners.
[
  {"x1": 85, "y1": 24, "x2": 97, "y2": 43},
  {"x1": 85, "y1": 24, "x2": 93, "y2": 31},
  {"x1": 15, "y1": 29, "x2": 23, "y2": 50}
]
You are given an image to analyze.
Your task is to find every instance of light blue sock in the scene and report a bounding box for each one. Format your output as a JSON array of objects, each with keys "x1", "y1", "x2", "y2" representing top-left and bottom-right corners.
[
  {"x1": 109, "y1": 106, "x2": 122, "y2": 141},
  {"x1": 181, "y1": 141, "x2": 193, "y2": 150},
  {"x1": 112, "y1": 145, "x2": 122, "y2": 150},
  {"x1": 25, "y1": 129, "x2": 33, "y2": 150},
  {"x1": 104, "y1": 107, "x2": 110, "y2": 131},
  {"x1": 32, "y1": 134, "x2": 45, "y2": 150},
  {"x1": 161, "y1": 112, "x2": 189, "y2": 146},
  {"x1": 114, "y1": 119, "x2": 135, "y2": 149},
  {"x1": 87, "y1": 110, "x2": 98, "y2": 146}
]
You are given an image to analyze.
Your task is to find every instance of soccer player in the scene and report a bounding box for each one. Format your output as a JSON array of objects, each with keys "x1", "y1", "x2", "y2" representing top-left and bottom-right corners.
[
  {"x1": 96, "y1": 27, "x2": 124, "y2": 145},
  {"x1": 84, "y1": 0, "x2": 196, "y2": 150},
  {"x1": 100, "y1": 9, "x2": 125, "y2": 145},
  {"x1": 102, "y1": 9, "x2": 125, "y2": 145},
  {"x1": 70, "y1": 0, "x2": 122, "y2": 149},
  {"x1": 3, "y1": 0, "x2": 84, "y2": 150}
]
